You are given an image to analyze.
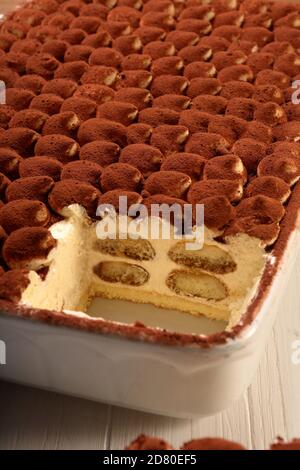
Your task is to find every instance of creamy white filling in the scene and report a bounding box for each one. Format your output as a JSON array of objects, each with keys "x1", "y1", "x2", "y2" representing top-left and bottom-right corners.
[
  {"x1": 21, "y1": 205, "x2": 267, "y2": 330},
  {"x1": 21, "y1": 206, "x2": 91, "y2": 312}
]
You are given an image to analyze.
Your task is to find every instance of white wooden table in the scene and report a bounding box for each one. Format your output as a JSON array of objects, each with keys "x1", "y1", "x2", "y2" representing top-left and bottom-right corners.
[
  {"x1": 0, "y1": 0, "x2": 300, "y2": 452},
  {"x1": 0, "y1": 249, "x2": 299, "y2": 450}
]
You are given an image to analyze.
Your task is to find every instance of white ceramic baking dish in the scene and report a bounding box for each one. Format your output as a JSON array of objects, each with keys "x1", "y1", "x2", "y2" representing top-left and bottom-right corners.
[
  {"x1": 1, "y1": 0, "x2": 300, "y2": 419},
  {"x1": 0, "y1": 201, "x2": 299, "y2": 418}
]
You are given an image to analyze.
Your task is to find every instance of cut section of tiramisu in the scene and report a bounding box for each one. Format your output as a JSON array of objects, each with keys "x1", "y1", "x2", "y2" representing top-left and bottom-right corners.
[{"x1": 0, "y1": 0, "x2": 300, "y2": 333}]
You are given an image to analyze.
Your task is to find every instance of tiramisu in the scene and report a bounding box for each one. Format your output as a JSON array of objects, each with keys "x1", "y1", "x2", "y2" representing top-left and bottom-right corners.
[
  {"x1": 0, "y1": 0, "x2": 300, "y2": 333},
  {"x1": 125, "y1": 433, "x2": 300, "y2": 450}
]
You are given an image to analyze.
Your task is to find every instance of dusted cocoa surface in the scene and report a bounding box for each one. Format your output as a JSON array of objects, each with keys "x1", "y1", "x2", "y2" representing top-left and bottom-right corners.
[
  {"x1": 125, "y1": 434, "x2": 300, "y2": 450},
  {"x1": 0, "y1": 0, "x2": 300, "y2": 346}
]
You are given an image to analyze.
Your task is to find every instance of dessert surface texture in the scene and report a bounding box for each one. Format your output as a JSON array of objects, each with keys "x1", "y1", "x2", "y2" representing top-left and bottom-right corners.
[
  {"x1": 125, "y1": 433, "x2": 300, "y2": 450},
  {"x1": 0, "y1": 0, "x2": 300, "y2": 332}
]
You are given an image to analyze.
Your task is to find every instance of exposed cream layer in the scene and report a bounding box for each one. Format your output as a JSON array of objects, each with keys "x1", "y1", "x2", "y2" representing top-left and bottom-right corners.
[
  {"x1": 21, "y1": 206, "x2": 91, "y2": 312},
  {"x1": 21, "y1": 206, "x2": 267, "y2": 329}
]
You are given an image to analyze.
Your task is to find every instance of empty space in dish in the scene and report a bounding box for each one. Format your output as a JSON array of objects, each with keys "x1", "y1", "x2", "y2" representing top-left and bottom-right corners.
[{"x1": 87, "y1": 297, "x2": 226, "y2": 334}]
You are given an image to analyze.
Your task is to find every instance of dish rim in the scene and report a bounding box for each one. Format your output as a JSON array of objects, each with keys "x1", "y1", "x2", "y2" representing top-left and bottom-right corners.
[
  {"x1": 1, "y1": 183, "x2": 300, "y2": 351},
  {"x1": 1, "y1": 1, "x2": 300, "y2": 351}
]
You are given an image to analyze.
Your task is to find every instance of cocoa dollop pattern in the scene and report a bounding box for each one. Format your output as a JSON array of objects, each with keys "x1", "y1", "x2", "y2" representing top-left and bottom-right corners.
[
  {"x1": 125, "y1": 433, "x2": 300, "y2": 450},
  {"x1": 0, "y1": 0, "x2": 300, "y2": 302}
]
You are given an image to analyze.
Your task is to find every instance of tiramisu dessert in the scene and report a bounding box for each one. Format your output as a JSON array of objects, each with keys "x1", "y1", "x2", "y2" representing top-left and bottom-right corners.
[
  {"x1": 0, "y1": 0, "x2": 300, "y2": 334},
  {"x1": 125, "y1": 434, "x2": 300, "y2": 450},
  {"x1": 126, "y1": 434, "x2": 245, "y2": 450},
  {"x1": 126, "y1": 434, "x2": 246, "y2": 450},
  {"x1": 126, "y1": 434, "x2": 174, "y2": 450},
  {"x1": 270, "y1": 437, "x2": 300, "y2": 450}
]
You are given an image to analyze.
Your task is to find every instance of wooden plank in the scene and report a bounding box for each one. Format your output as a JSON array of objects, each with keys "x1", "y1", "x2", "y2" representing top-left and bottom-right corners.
[{"x1": 0, "y1": 383, "x2": 110, "y2": 450}]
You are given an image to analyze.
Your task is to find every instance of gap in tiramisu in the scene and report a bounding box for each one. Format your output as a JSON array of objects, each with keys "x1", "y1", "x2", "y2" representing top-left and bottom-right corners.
[
  {"x1": 19, "y1": 205, "x2": 267, "y2": 332},
  {"x1": 87, "y1": 297, "x2": 226, "y2": 335}
]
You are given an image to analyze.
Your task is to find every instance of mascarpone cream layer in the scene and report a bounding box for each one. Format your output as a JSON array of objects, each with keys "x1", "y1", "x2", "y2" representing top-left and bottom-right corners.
[{"x1": 21, "y1": 205, "x2": 267, "y2": 329}]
